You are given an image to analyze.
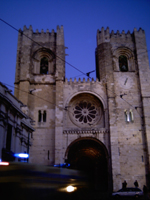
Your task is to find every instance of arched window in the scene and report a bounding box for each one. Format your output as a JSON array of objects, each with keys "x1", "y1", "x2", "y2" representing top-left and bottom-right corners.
[
  {"x1": 40, "y1": 57, "x2": 48, "y2": 74},
  {"x1": 124, "y1": 109, "x2": 134, "y2": 123},
  {"x1": 124, "y1": 110, "x2": 129, "y2": 122},
  {"x1": 38, "y1": 110, "x2": 47, "y2": 123},
  {"x1": 119, "y1": 55, "x2": 128, "y2": 72}
]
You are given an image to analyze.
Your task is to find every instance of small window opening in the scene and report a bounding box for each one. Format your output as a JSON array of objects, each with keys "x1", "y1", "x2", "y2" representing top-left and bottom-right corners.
[
  {"x1": 40, "y1": 57, "x2": 48, "y2": 74},
  {"x1": 38, "y1": 110, "x2": 47, "y2": 123},
  {"x1": 38, "y1": 110, "x2": 42, "y2": 122},
  {"x1": 119, "y1": 55, "x2": 128, "y2": 72},
  {"x1": 43, "y1": 110, "x2": 46, "y2": 122},
  {"x1": 124, "y1": 110, "x2": 129, "y2": 122},
  {"x1": 124, "y1": 109, "x2": 134, "y2": 123},
  {"x1": 129, "y1": 109, "x2": 134, "y2": 122}
]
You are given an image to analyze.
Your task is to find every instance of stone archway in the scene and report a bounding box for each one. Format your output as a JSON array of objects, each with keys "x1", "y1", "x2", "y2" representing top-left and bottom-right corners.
[{"x1": 66, "y1": 138, "x2": 108, "y2": 192}]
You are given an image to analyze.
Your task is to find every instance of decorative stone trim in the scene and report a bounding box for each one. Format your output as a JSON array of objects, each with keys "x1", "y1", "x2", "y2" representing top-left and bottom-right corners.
[
  {"x1": 63, "y1": 129, "x2": 109, "y2": 134},
  {"x1": 65, "y1": 78, "x2": 99, "y2": 84}
]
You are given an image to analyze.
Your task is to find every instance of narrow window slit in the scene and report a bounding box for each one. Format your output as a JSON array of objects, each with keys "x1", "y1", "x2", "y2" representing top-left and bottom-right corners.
[
  {"x1": 43, "y1": 110, "x2": 46, "y2": 122},
  {"x1": 38, "y1": 110, "x2": 42, "y2": 122}
]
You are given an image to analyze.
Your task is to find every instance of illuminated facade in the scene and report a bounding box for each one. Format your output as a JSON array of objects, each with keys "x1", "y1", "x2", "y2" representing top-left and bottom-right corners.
[{"x1": 14, "y1": 26, "x2": 150, "y2": 192}]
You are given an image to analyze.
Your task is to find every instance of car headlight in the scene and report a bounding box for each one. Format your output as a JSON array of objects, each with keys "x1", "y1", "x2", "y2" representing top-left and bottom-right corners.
[{"x1": 66, "y1": 185, "x2": 76, "y2": 192}]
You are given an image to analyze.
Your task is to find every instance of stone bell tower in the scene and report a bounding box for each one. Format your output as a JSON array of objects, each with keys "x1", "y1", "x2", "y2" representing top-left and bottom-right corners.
[
  {"x1": 14, "y1": 25, "x2": 65, "y2": 165},
  {"x1": 96, "y1": 27, "x2": 150, "y2": 190}
]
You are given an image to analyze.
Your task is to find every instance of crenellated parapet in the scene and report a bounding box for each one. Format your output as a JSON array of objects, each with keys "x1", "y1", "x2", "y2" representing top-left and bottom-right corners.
[
  {"x1": 64, "y1": 77, "x2": 106, "y2": 104},
  {"x1": 133, "y1": 27, "x2": 145, "y2": 35},
  {"x1": 97, "y1": 27, "x2": 110, "y2": 45},
  {"x1": 21, "y1": 25, "x2": 58, "y2": 35},
  {"x1": 18, "y1": 25, "x2": 65, "y2": 45},
  {"x1": 97, "y1": 27, "x2": 145, "y2": 45}
]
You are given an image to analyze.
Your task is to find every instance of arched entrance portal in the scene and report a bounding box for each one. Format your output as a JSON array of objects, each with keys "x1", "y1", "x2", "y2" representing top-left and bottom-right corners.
[{"x1": 66, "y1": 138, "x2": 108, "y2": 192}]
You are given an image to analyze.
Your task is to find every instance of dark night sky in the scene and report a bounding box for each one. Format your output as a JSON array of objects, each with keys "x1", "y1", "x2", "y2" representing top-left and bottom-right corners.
[{"x1": 0, "y1": 0, "x2": 150, "y2": 93}]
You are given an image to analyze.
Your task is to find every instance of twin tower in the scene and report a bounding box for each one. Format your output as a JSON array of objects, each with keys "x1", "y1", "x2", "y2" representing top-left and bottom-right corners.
[{"x1": 14, "y1": 25, "x2": 150, "y2": 192}]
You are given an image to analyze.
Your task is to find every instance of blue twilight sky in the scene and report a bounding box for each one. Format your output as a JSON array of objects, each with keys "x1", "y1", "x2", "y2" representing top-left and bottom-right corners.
[{"x1": 0, "y1": 0, "x2": 150, "y2": 93}]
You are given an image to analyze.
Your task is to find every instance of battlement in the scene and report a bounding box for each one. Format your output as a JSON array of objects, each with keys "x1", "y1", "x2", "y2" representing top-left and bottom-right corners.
[
  {"x1": 21, "y1": 25, "x2": 63, "y2": 34},
  {"x1": 18, "y1": 25, "x2": 64, "y2": 45},
  {"x1": 97, "y1": 27, "x2": 145, "y2": 45},
  {"x1": 35, "y1": 28, "x2": 55, "y2": 34}
]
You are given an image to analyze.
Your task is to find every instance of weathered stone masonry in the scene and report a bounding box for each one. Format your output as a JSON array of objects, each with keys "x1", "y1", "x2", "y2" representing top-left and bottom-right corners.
[{"x1": 14, "y1": 26, "x2": 150, "y2": 192}]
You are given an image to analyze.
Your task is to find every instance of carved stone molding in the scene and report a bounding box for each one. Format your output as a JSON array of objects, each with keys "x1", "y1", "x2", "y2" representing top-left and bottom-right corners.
[{"x1": 63, "y1": 129, "x2": 109, "y2": 134}]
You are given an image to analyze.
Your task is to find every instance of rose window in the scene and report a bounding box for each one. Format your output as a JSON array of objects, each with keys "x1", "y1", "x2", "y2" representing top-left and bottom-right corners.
[
  {"x1": 74, "y1": 102, "x2": 97, "y2": 123},
  {"x1": 68, "y1": 94, "x2": 103, "y2": 128}
]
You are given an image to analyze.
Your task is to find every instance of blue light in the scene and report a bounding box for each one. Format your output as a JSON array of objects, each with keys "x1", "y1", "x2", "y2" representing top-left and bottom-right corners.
[
  {"x1": 54, "y1": 163, "x2": 70, "y2": 168},
  {"x1": 14, "y1": 153, "x2": 29, "y2": 158}
]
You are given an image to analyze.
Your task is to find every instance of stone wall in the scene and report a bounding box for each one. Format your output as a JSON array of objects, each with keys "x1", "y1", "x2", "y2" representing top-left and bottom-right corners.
[{"x1": 14, "y1": 25, "x2": 150, "y2": 192}]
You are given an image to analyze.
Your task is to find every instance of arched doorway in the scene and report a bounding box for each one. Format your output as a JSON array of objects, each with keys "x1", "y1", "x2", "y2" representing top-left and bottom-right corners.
[{"x1": 66, "y1": 138, "x2": 108, "y2": 192}]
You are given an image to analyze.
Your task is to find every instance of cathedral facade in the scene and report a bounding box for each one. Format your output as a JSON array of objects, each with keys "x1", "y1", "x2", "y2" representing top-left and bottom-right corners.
[{"x1": 14, "y1": 25, "x2": 150, "y2": 192}]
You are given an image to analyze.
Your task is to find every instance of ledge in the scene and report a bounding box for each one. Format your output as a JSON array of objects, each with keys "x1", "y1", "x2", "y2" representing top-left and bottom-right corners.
[{"x1": 63, "y1": 129, "x2": 109, "y2": 134}]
